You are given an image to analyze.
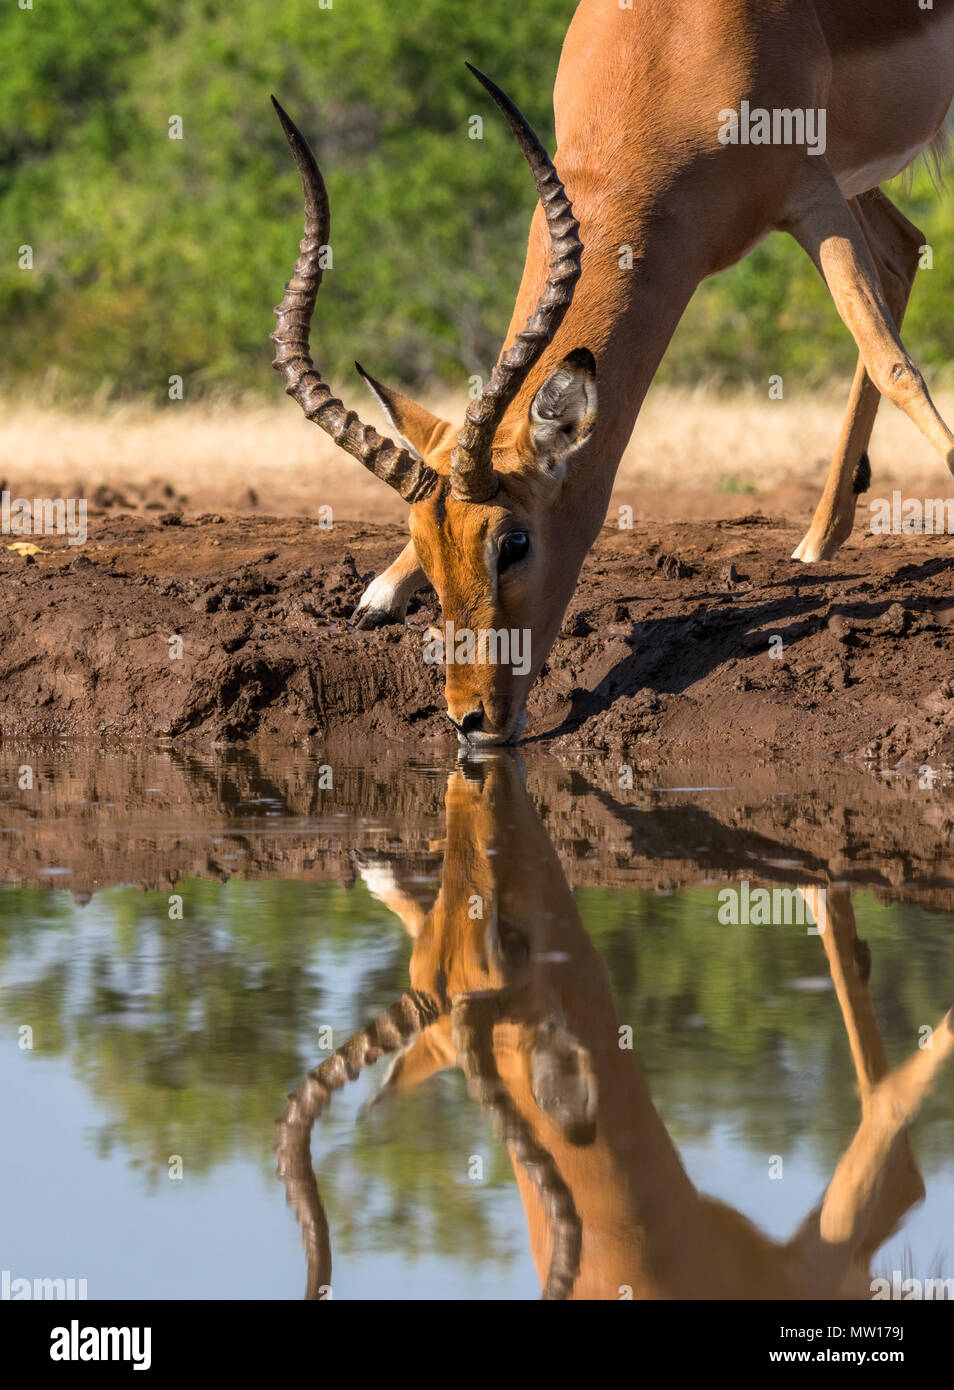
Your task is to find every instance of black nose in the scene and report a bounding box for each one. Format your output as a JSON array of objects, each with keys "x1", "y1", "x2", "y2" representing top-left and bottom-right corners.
[{"x1": 457, "y1": 708, "x2": 484, "y2": 736}]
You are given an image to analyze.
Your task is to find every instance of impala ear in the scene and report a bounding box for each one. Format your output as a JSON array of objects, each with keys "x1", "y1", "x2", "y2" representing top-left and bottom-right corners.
[
  {"x1": 527, "y1": 347, "x2": 597, "y2": 474},
  {"x1": 530, "y1": 1016, "x2": 598, "y2": 1146},
  {"x1": 356, "y1": 363, "x2": 455, "y2": 460}
]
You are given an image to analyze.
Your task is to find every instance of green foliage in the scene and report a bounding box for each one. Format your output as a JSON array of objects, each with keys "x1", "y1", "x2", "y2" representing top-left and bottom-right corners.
[
  {"x1": 576, "y1": 886, "x2": 954, "y2": 1169},
  {"x1": 1, "y1": 1, "x2": 952, "y2": 402},
  {"x1": 0, "y1": 0, "x2": 570, "y2": 400},
  {"x1": 718, "y1": 474, "x2": 757, "y2": 494}
]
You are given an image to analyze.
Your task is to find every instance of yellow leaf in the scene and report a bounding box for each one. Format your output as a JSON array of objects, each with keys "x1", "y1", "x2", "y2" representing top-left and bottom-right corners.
[{"x1": 6, "y1": 542, "x2": 42, "y2": 556}]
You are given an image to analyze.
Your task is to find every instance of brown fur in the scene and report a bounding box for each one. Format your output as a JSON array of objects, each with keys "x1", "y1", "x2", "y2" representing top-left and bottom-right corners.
[{"x1": 340, "y1": 0, "x2": 954, "y2": 738}]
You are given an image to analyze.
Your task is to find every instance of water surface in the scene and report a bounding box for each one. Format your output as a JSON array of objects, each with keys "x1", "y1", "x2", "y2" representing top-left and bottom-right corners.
[{"x1": 1, "y1": 748, "x2": 952, "y2": 1299}]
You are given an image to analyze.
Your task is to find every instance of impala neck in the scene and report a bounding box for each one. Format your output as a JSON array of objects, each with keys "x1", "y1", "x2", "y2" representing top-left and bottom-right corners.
[
  {"x1": 506, "y1": 1015, "x2": 704, "y2": 1299},
  {"x1": 506, "y1": 166, "x2": 706, "y2": 532}
]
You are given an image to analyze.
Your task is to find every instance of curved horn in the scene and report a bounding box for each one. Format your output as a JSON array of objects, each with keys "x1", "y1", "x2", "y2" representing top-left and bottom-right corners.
[
  {"x1": 270, "y1": 97, "x2": 439, "y2": 504},
  {"x1": 450, "y1": 65, "x2": 583, "y2": 504},
  {"x1": 276, "y1": 989, "x2": 440, "y2": 1300},
  {"x1": 452, "y1": 993, "x2": 582, "y2": 1300}
]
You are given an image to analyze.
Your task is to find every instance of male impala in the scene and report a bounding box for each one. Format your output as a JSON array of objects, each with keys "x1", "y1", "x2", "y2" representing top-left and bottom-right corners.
[
  {"x1": 272, "y1": 0, "x2": 954, "y2": 744},
  {"x1": 276, "y1": 754, "x2": 954, "y2": 1300}
]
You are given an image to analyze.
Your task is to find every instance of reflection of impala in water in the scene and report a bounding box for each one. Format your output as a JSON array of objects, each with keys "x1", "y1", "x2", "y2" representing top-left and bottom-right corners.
[{"x1": 277, "y1": 754, "x2": 953, "y2": 1300}]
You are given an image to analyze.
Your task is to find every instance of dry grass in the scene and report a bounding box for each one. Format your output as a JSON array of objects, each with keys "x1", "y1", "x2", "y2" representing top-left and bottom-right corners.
[{"x1": 3, "y1": 385, "x2": 953, "y2": 525}]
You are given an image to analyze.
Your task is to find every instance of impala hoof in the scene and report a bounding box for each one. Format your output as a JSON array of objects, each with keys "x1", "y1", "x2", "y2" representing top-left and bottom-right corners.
[
  {"x1": 792, "y1": 537, "x2": 824, "y2": 562},
  {"x1": 351, "y1": 604, "x2": 404, "y2": 630},
  {"x1": 791, "y1": 531, "x2": 843, "y2": 563}
]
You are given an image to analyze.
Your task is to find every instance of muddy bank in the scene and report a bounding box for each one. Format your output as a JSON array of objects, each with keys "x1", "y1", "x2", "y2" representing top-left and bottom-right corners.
[{"x1": 1, "y1": 514, "x2": 953, "y2": 764}]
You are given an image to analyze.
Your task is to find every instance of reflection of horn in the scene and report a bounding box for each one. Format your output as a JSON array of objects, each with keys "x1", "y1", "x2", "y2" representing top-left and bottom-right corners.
[
  {"x1": 276, "y1": 989, "x2": 440, "y2": 1300},
  {"x1": 277, "y1": 1078, "x2": 333, "y2": 1302},
  {"x1": 451, "y1": 993, "x2": 582, "y2": 1300}
]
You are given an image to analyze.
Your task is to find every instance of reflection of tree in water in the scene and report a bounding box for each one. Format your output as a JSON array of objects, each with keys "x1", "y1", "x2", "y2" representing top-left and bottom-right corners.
[
  {"x1": 0, "y1": 877, "x2": 517, "y2": 1266},
  {"x1": 2, "y1": 872, "x2": 954, "y2": 1265},
  {"x1": 1, "y1": 880, "x2": 408, "y2": 1176},
  {"x1": 314, "y1": 1082, "x2": 519, "y2": 1266},
  {"x1": 582, "y1": 886, "x2": 954, "y2": 1168}
]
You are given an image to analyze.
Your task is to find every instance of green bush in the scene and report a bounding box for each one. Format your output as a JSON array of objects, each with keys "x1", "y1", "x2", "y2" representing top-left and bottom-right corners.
[{"x1": 1, "y1": 0, "x2": 951, "y2": 402}]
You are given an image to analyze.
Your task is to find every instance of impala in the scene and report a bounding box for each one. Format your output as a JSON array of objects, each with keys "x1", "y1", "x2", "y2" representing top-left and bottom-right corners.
[
  {"x1": 271, "y1": 0, "x2": 954, "y2": 745},
  {"x1": 276, "y1": 754, "x2": 954, "y2": 1300}
]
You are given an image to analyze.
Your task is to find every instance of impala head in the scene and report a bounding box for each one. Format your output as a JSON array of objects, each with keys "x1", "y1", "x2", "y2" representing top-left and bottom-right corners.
[{"x1": 270, "y1": 66, "x2": 597, "y2": 745}]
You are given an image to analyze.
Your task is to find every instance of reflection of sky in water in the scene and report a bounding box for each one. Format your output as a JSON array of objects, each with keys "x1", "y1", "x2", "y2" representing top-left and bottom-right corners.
[
  {"x1": 2, "y1": 867, "x2": 952, "y2": 1299},
  {"x1": 3, "y1": 1060, "x2": 535, "y2": 1300},
  {"x1": 5, "y1": 1057, "x2": 951, "y2": 1300}
]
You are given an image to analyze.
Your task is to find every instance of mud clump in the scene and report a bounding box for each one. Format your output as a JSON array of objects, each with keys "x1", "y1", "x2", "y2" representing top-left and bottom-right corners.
[
  {"x1": 0, "y1": 514, "x2": 953, "y2": 766},
  {"x1": 654, "y1": 551, "x2": 696, "y2": 580}
]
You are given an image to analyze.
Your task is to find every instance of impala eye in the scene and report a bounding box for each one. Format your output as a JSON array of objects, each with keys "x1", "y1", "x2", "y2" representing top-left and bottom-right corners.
[{"x1": 499, "y1": 530, "x2": 530, "y2": 570}]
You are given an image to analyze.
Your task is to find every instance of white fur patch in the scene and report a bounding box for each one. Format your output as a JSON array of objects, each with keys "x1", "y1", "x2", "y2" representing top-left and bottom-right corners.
[
  {"x1": 356, "y1": 570, "x2": 402, "y2": 616},
  {"x1": 357, "y1": 860, "x2": 400, "y2": 902}
]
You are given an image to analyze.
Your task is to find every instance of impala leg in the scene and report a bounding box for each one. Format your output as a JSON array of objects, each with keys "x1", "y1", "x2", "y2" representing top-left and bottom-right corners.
[
  {"x1": 792, "y1": 190, "x2": 924, "y2": 562},
  {"x1": 786, "y1": 175, "x2": 954, "y2": 510},
  {"x1": 811, "y1": 1006, "x2": 954, "y2": 1283},
  {"x1": 351, "y1": 847, "x2": 430, "y2": 936},
  {"x1": 812, "y1": 890, "x2": 928, "y2": 1263},
  {"x1": 352, "y1": 538, "x2": 427, "y2": 629},
  {"x1": 784, "y1": 889, "x2": 952, "y2": 1293}
]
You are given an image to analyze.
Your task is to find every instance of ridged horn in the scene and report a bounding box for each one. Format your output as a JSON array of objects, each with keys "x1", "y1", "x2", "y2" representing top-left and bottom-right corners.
[
  {"x1": 270, "y1": 96, "x2": 439, "y2": 504},
  {"x1": 276, "y1": 989, "x2": 440, "y2": 1300},
  {"x1": 449, "y1": 65, "x2": 583, "y2": 504},
  {"x1": 452, "y1": 993, "x2": 582, "y2": 1300}
]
